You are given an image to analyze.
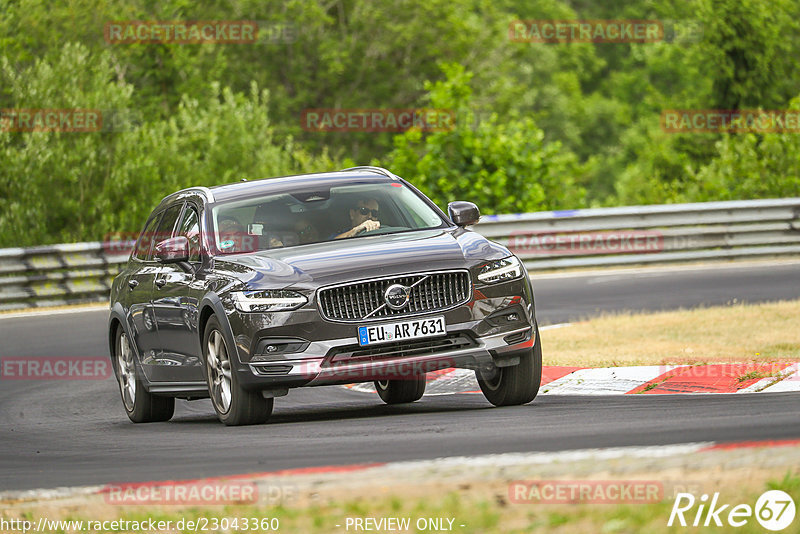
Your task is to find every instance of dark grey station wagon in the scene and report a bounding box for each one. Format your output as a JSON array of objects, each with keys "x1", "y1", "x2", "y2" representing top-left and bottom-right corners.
[{"x1": 108, "y1": 167, "x2": 541, "y2": 425}]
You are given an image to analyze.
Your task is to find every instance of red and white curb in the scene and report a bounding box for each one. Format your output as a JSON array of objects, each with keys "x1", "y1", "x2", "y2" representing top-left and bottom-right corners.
[{"x1": 344, "y1": 362, "x2": 800, "y2": 396}]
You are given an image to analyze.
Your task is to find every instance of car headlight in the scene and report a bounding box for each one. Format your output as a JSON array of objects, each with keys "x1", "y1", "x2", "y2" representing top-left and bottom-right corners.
[
  {"x1": 477, "y1": 256, "x2": 524, "y2": 283},
  {"x1": 231, "y1": 290, "x2": 308, "y2": 312}
]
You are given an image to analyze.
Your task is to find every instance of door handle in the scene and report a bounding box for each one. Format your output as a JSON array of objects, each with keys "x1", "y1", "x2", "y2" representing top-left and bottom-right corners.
[
  {"x1": 128, "y1": 279, "x2": 139, "y2": 290},
  {"x1": 155, "y1": 278, "x2": 167, "y2": 289}
]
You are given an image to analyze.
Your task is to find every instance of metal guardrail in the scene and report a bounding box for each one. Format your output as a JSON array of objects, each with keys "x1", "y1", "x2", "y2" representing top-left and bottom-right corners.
[
  {"x1": 1, "y1": 198, "x2": 799, "y2": 311},
  {"x1": 0, "y1": 243, "x2": 131, "y2": 311},
  {"x1": 478, "y1": 198, "x2": 800, "y2": 270}
]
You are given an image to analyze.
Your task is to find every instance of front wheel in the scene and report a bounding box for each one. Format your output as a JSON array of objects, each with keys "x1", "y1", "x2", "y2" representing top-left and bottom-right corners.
[
  {"x1": 375, "y1": 375, "x2": 426, "y2": 404},
  {"x1": 203, "y1": 316, "x2": 273, "y2": 426},
  {"x1": 477, "y1": 324, "x2": 542, "y2": 406},
  {"x1": 113, "y1": 326, "x2": 174, "y2": 423}
]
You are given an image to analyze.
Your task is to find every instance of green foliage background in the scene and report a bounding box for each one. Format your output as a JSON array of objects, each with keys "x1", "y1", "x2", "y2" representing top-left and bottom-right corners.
[{"x1": 1, "y1": 0, "x2": 799, "y2": 246}]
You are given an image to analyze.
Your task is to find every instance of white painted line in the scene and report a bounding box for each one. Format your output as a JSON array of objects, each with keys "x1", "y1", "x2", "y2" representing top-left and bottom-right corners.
[
  {"x1": 0, "y1": 485, "x2": 103, "y2": 502},
  {"x1": 737, "y1": 375, "x2": 781, "y2": 393},
  {"x1": 759, "y1": 364, "x2": 800, "y2": 393},
  {"x1": 542, "y1": 365, "x2": 685, "y2": 395},
  {"x1": 735, "y1": 364, "x2": 798, "y2": 393},
  {"x1": 0, "y1": 305, "x2": 108, "y2": 320},
  {"x1": 379, "y1": 442, "x2": 714, "y2": 472}
]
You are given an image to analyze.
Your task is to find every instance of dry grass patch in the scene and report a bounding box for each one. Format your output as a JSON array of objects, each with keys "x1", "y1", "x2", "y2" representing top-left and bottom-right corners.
[{"x1": 542, "y1": 299, "x2": 800, "y2": 367}]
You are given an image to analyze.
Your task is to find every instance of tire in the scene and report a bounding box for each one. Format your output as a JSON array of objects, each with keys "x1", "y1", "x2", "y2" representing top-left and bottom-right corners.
[
  {"x1": 374, "y1": 375, "x2": 426, "y2": 404},
  {"x1": 203, "y1": 315, "x2": 273, "y2": 426},
  {"x1": 477, "y1": 323, "x2": 542, "y2": 406},
  {"x1": 113, "y1": 326, "x2": 174, "y2": 423}
]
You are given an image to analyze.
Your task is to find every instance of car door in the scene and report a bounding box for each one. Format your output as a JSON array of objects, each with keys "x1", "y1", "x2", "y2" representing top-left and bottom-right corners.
[
  {"x1": 139, "y1": 202, "x2": 185, "y2": 382},
  {"x1": 124, "y1": 211, "x2": 163, "y2": 367},
  {"x1": 151, "y1": 202, "x2": 205, "y2": 382}
]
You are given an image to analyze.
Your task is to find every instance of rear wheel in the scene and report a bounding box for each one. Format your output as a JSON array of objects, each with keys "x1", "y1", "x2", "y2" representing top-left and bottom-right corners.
[
  {"x1": 477, "y1": 324, "x2": 542, "y2": 406},
  {"x1": 375, "y1": 375, "x2": 426, "y2": 404},
  {"x1": 113, "y1": 326, "x2": 174, "y2": 423},
  {"x1": 203, "y1": 316, "x2": 273, "y2": 426}
]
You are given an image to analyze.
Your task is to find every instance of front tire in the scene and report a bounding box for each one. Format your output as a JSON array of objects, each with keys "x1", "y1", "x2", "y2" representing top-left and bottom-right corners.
[
  {"x1": 113, "y1": 326, "x2": 174, "y2": 423},
  {"x1": 375, "y1": 375, "x2": 426, "y2": 404},
  {"x1": 203, "y1": 316, "x2": 273, "y2": 426},
  {"x1": 477, "y1": 324, "x2": 542, "y2": 406}
]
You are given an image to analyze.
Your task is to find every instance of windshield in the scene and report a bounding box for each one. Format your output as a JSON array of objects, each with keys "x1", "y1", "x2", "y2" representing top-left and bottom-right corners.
[{"x1": 210, "y1": 181, "x2": 446, "y2": 253}]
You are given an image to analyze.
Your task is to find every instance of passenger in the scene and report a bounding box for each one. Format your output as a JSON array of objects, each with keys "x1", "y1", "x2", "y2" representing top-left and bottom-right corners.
[{"x1": 295, "y1": 218, "x2": 319, "y2": 245}]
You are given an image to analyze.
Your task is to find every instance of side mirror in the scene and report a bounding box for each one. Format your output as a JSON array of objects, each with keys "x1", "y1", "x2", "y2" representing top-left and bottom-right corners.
[
  {"x1": 154, "y1": 236, "x2": 189, "y2": 264},
  {"x1": 447, "y1": 201, "x2": 480, "y2": 227}
]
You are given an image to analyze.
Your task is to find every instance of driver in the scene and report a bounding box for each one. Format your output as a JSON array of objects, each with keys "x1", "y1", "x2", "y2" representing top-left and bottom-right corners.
[
  {"x1": 217, "y1": 216, "x2": 247, "y2": 252},
  {"x1": 333, "y1": 198, "x2": 380, "y2": 239}
]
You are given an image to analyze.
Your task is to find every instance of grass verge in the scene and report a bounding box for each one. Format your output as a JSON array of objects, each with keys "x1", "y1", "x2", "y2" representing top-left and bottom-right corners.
[
  {"x1": 6, "y1": 470, "x2": 798, "y2": 533},
  {"x1": 542, "y1": 299, "x2": 800, "y2": 367}
]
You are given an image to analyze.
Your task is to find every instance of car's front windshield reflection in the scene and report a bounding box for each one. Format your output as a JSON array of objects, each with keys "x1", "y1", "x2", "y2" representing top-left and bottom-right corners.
[{"x1": 211, "y1": 181, "x2": 445, "y2": 253}]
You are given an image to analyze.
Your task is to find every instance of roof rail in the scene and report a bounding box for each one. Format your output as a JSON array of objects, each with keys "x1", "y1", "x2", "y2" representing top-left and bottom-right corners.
[{"x1": 341, "y1": 166, "x2": 397, "y2": 179}]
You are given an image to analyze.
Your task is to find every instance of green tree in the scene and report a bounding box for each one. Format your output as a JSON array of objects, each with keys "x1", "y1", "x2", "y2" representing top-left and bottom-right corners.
[
  {"x1": 689, "y1": 97, "x2": 800, "y2": 200},
  {"x1": 381, "y1": 64, "x2": 585, "y2": 214},
  {"x1": 0, "y1": 43, "x2": 338, "y2": 247}
]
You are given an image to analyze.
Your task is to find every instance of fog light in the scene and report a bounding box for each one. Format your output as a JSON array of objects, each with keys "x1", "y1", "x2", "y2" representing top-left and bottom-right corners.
[{"x1": 253, "y1": 338, "x2": 310, "y2": 360}]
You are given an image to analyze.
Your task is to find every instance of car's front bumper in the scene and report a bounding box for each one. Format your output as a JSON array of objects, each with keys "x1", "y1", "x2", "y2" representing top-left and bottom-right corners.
[
  {"x1": 227, "y1": 275, "x2": 537, "y2": 392},
  {"x1": 247, "y1": 323, "x2": 534, "y2": 388}
]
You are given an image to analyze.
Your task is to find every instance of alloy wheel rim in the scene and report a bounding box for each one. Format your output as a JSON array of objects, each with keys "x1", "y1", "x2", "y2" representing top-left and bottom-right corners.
[
  {"x1": 207, "y1": 330, "x2": 232, "y2": 414},
  {"x1": 117, "y1": 332, "x2": 136, "y2": 411}
]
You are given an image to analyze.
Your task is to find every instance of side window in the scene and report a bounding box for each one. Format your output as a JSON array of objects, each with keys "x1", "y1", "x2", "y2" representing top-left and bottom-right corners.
[
  {"x1": 154, "y1": 203, "x2": 183, "y2": 244},
  {"x1": 177, "y1": 206, "x2": 201, "y2": 262},
  {"x1": 133, "y1": 212, "x2": 162, "y2": 261}
]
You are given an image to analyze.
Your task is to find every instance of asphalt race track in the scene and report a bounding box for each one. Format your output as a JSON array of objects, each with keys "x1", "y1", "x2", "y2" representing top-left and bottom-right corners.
[{"x1": 2, "y1": 261, "x2": 799, "y2": 491}]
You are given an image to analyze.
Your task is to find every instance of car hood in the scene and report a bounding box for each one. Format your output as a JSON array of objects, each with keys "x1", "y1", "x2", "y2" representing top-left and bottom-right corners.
[{"x1": 213, "y1": 228, "x2": 509, "y2": 288}]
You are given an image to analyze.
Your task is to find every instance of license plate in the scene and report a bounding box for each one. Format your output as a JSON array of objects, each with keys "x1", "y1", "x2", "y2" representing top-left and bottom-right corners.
[{"x1": 358, "y1": 316, "x2": 446, "y2": 346}]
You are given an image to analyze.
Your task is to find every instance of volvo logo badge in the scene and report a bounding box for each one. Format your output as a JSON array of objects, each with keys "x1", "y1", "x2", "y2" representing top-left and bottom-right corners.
[{"x1": 384, "y1": 284, "x2": 411, "y2": 310}]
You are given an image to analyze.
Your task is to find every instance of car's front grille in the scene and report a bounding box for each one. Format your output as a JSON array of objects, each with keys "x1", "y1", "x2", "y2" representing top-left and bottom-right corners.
[
  {"x1": 317, "y1": 270, "x2": 471, "y2": 322},
  {"x1": 326, "y1": 333, "x2": 475, "y2": 366}
]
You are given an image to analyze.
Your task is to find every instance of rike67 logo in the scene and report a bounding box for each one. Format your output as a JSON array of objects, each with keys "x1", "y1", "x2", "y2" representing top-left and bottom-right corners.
[{"x1": 669, "y1": 490, "x2": 796, "y2": 531}]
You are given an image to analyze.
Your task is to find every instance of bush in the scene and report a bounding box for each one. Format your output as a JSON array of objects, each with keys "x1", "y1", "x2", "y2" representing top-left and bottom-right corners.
[
  {"x1": 0, "y1": 43, "x2": 338, "y2": 247},
  {"x1": 380, "y1": 63, "x2": 585, "y2": 215}
]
